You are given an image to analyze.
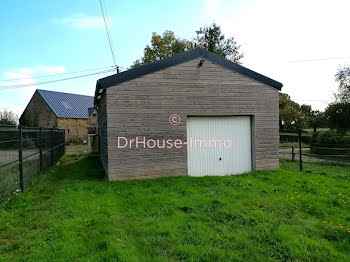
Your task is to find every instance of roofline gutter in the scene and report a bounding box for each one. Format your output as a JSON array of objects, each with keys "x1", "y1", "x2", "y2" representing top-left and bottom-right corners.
[{"x1": 93, "y1": 81, "x2": 103, "y2": 107}]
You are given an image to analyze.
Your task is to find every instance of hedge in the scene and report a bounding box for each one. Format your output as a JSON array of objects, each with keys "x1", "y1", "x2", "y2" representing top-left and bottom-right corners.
[
  {"x1": 310, "y1": 131, "x2": 350, "y2": 155},
  {"x1": 280, "y1": 134, "x2": 312, "y2": 144}
]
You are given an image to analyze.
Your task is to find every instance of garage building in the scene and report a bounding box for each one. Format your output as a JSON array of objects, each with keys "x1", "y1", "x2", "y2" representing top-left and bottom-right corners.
[{"x1": 94, "y1": 48, "x2": 283, "y2": 181}]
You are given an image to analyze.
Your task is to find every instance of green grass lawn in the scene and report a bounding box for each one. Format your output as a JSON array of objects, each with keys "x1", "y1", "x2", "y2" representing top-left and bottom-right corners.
[
  {"x1": 0, "y1": 156, "x2": 349, "y2": 261},
  {"x1": 280, "y1": 132, "x2": 313, "y2": 136}
]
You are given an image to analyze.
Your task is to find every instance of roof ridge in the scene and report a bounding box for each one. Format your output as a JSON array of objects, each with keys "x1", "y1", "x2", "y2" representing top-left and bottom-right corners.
[
  {"x1": 36, "y1": 89, "x2": 59, "y2": 117},
  {"x1": 37, "y1": 89, "x2": 94, "y2": 98},
  {"x1": 94, "y1": 48, "x2": 282, "y2": 104},
  {"x1": 35, "y1": 89, "x2": 94, "y2": 119}
]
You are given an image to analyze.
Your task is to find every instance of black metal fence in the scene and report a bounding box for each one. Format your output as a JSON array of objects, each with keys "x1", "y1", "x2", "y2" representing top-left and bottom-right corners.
[
  {"x1": 279, "y1": 128, "x2": 350, "y2": 170},
  {"x1": 0, "y1": 124, "x2": 65, "y2": 205}
]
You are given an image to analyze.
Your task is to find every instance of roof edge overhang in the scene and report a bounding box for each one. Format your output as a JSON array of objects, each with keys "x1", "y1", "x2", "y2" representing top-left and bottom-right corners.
[
  {"x1": 94, "y1": 81, "x2": 103, "y2": 107},
  {"x1": 20, "y1": 89, "x2": 60, "y2": 121},
  {"x1": 93, "y1": 48, "x2": 283, "y2": 106},
  {"x1": 36, "y1": 89, "x2": 60, "y2": 117}
]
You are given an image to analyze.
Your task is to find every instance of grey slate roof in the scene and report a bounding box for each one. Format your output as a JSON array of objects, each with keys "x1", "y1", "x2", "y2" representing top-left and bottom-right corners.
[
  {"x1": 37, "y1": 89, "x2": 94, "y2": 119},
  {"x1": 94, "y1": 48, "x2": 283, "y2": 105}
]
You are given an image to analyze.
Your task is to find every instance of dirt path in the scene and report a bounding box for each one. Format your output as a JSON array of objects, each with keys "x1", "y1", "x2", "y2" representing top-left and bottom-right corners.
[
  {"x1": 279, "y1": 148, "x2": 350, "y2": 165},
  {"x1": 0, "y1": 150, "x2": 39, "y2": 164}
]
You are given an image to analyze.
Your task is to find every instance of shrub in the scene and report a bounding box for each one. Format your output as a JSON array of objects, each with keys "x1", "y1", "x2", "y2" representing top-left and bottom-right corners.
[{"x1": 310, "y1": 130, "x2": 350, "y2": 155}]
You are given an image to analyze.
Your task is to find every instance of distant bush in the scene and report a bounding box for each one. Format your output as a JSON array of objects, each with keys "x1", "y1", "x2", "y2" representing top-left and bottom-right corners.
[
  {"x1": 280, "y1": 133, "x2": 312, "y2": 144},
  {"x1": 310, "y1": 130, "x2": 350, "y2": 155},
  {"x1": 0, "y1": 109, "x2": 18, "y2": 125}
]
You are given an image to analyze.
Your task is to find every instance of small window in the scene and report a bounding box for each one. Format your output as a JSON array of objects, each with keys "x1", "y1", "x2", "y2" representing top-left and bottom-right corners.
[
  {"x1": 67, "y1": 129, "x2": 70, "y2": 133},
  {"x1": 61, "y1": 101, "x2": 72, "y2": 109}
]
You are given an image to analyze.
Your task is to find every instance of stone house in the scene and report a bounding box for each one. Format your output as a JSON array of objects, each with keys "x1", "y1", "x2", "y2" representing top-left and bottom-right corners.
[{"x1": 20, "y1": 89, "x2": 97, "y2": 143}]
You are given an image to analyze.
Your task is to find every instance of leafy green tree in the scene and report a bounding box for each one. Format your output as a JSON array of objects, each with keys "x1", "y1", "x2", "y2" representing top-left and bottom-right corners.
[
  {"x1": 132, "y1": 31, "x2": 193, "y2": 68},
  {"x1": 131, "y1": 23, "x2": 243, "y2": 67},
  {"x1": 300, "y1": 104, "x2": 313, "y2": 127},
  {"x1": 335, "y1": 66, "x2": 350, "y2": 102},
  {"x1": 0, "y1": 109, "x2": 18, "y2": 125},
  {"x1": 324, "y1": 102, "x2": 350, "y2": 130},
  {"x1": 310, "y1": 110, "x2": 327, "y2": 132},
  {"x1": 279, "y1": 93, "x2": 302, "y2": 129},
  {"x1": 19, "y1": 113, "x2": 39, "y2": 127},
  {"x1": 279, "y1": 93, "x2": 319, "y2": 129},
  {"x1": 195, "y1": 22, "x2": 243, "y2": 64}
]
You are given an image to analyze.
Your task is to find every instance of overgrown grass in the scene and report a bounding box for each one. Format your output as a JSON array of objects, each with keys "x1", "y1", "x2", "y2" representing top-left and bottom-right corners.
[
  {"x1": 280, "y1": 159, "x2": 350, "y2": 179},
  {"x1": 0, "y1": 155, "x2": 349, "y2": 261}
]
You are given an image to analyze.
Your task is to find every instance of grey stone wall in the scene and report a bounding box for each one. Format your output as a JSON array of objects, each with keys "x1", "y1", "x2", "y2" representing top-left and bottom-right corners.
[{"x1": 20, "y1": 91, "x2": 57, "y2": 128}]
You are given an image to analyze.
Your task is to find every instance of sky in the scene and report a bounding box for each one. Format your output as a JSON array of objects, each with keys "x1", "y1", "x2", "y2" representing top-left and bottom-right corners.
[{"x1": 1, "y1": 0, "x2": 349, "y2": 116}]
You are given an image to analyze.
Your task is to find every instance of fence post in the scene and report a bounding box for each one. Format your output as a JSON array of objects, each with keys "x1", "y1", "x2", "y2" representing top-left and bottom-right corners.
[
  {"x1": 18, "y1": 124, "x2": 24, "y2": 192},
  {"x1": 292, "y1": 146, "x2": 295, "y2": 161},
  {"x1": 39, "y1": 127, "x2": 43, "y2": 172},
  {"x1": 63, "y1": 130, "x2": 66, "y2": 155},
  {"x1": 51, "y1": 128, "x2": 53, "y2": 164},
  {"x1": 298, "y1": 128, "x2": 303, "y2": 172}
]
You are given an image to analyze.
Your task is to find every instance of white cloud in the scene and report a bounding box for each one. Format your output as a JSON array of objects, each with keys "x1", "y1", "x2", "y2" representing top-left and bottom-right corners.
[
  {"x1": 34, "y1": 66, "x2": 65, "y2": 75},
  {"x1": 3, "y1": 66, "x2": 66, "y2": 99},
  {"x1": 205, "y1": 0, "x2": 220, "y2": 16},
  {"x1": 4, "y1": 68, "x2": 34, "y2": 79},
  {"x1": 52, "y1": 14, "x2": 110, "y2": 29},
  {"x1": 203, "y1": 0, "x2": 350, "y2": 110}
]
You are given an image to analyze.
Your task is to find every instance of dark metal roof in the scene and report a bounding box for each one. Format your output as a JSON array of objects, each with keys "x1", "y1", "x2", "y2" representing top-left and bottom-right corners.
[
  {"x1": 37, "y1": 89, "x2": 94, "y2": 119},
  {"x1": 88, "y1": 107, "x2": 95, "y2": 116},
  {"x1": 94, "y1": 48, "x2": 283, "y2": 105}
]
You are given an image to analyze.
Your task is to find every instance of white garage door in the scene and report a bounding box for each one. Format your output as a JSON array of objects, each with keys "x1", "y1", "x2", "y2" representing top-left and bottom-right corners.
[{"x1": 187, "y1": 116, "x2": 252, "y2": 177}]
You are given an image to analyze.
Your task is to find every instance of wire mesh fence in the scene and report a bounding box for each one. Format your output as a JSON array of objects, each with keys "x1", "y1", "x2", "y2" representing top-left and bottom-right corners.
[
  {"x1": 279, "y1": 128, "x2": 350, "y2": 169},
  {"x1": 0, "y1": 124, "x2": 65, "y2": 205}
]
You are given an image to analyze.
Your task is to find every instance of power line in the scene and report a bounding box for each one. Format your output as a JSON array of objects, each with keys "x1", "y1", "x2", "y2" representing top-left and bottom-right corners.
[
  {"x1": 288, "y1": 56, "x2": 350, "y2": 63},
  {"x1": 293, "y1": 99, "x2": 330, "y2": 104},
  {"x1": 0, "y1": 65, "x2": 115, "y2": 82},
  {"x1": 103, "y1": 0, "x2": 113, "y2": 46},
  {"x1": 102, "y1": 0, "x2": 116, "y2": 67},
  {"x1": 0, "y1": 69, "x2": 115, "y2": 90},
  {"x1": 99, "y1": 0, "x2": 117, "y2": 72}
]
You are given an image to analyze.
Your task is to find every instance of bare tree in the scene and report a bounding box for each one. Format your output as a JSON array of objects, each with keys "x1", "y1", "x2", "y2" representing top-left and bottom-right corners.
[
  {"x1": 0, "y1": 109, "x2": 18, "y2": 125},
  {"x1": 335, "y1": 66, "x2": 350, "y2": 102}
]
